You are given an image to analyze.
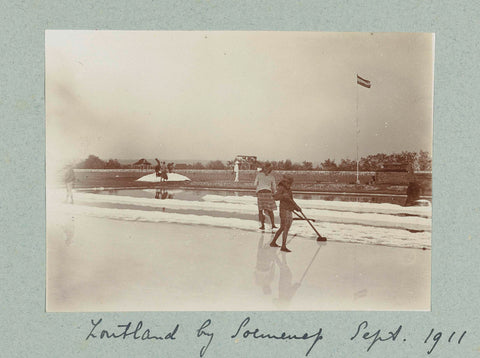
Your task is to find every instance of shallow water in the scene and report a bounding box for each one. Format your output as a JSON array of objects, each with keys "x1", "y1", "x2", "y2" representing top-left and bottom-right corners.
[
  {"x1": 64, "y1": 189, "x2": 431, "y2": 249},
  {"x1": 47, "y1": 216, "x2": 431, "y2": 311},
  {"x1": 85, "y1": 187, "x2": 408, "y2": 205}
]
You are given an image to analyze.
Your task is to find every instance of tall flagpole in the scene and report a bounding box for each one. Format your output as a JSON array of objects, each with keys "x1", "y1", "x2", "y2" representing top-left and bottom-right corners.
[
  {"x1": 356, "y1": 73, "x2": 360, "y2": 185},
  {"x1": 355, "y1": 74, "x2": 371, "y2": 184}
]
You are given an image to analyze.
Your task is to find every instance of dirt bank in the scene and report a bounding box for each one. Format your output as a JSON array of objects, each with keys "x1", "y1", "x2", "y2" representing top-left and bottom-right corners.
[{"x1": 68, "y1": 169, "x2": 431, "y2": 196}]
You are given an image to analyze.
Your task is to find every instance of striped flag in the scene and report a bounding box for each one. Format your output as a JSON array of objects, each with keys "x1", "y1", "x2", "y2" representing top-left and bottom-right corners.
[{"x1": 357, "y1": 74, "x2": 371, "y2": 88}]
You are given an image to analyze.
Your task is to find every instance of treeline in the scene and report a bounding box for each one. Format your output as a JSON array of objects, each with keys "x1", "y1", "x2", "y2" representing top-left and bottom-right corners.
[
  {"x1": 75, "y1": 151, "x2": 432, "y2": 171},
  {"x1": 73, "y1": 156, "x2": 229, "y2": 170},
  {"x1": 75, "y1": 155, "x2": 125, "y2": 169},
  {"x1": 73, "y1": 156, "x2": 228, "y2": 170},
  {"x1": 247, "y1": 151, "x2": 431, "y2": 171},
  {"x1": 318, "y1": 151, "x2": 432, "y2": 171}
]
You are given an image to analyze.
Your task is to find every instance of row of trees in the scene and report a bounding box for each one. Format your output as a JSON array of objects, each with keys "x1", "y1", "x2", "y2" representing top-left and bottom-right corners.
[
  {"x1": 75, "y1": 151, "x2": 432, "y2": 171},
  {"x1": 75, "y1": 155, "x2": 124, "y2": 169},
  {"x1": 74, "y1": 156, "x2": 228, "y2": 170},
  {"x1": 319, "y1": 151, "x2": 432, "y2": 171},
  {"x1": 238, "y1": 151, "x2": 431, "y2": 171}
]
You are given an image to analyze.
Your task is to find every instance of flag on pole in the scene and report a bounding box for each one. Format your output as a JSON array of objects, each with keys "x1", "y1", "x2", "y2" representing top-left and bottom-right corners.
[{"x1": 357, "y1": 74, "x2": 371, "y2": 88}]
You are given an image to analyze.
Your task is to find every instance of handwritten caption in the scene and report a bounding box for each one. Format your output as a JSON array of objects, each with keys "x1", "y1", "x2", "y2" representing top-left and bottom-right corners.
[{"x1": 85, "y1": 318, "x2": 467, "y2": 356}]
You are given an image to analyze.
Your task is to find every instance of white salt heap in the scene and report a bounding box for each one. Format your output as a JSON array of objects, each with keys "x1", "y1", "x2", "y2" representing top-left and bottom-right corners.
[{"x1": 136, "y1": 172, "x2": 191, "y2": 182}]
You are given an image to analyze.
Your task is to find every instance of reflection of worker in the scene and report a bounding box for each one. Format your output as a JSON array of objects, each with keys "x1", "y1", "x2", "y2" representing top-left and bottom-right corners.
[
  {"x1": 62, "y1": 215, "x2": 75, "y2": 246},
  {"x1": 274, "y1": 252, "x2": 300, "y2": 309},
  {"x1": 64, "y1": 165, "x2": 75, "y2": 204},
  {"x1": 254, "y1": 234, "x2": 277, "y2": 295},
  {"x1": 234, "y1": 161, "x2": 239, "y2": 182},
  {"x1": 155, "y1": 188, "x2": 169, "y2": 199}
]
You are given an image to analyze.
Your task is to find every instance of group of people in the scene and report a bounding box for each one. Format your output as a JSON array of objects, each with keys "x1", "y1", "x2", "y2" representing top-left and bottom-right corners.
[
  {"x1": 254, "y1": 163, "x2": 302, "y2": 253},
  {"x1": 155, "y1": 159, "x2": 175, "y2": 182},
  {"x1": 155, "y1": 188, "x2": 173, "y2": 200}
]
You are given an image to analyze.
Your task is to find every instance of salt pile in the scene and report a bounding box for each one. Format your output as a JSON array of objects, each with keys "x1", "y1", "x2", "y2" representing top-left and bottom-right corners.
[{"x1": 136, "y1": 172, "x2": 191, "y2": 182}]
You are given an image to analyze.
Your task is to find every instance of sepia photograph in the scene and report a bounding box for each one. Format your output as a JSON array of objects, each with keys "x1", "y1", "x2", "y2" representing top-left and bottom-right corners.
[{"x1": 46, "y1": 31, "x2": 433, "y2": 312}]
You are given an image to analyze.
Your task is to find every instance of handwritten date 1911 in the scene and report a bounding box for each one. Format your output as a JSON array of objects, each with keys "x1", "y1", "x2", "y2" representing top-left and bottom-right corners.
[
  {"x1": 350, "y1": 321, "x2": 402, "y2": 352},
  {"x1": 424, "y1": 329, "x2": 467, "y2": 354}
]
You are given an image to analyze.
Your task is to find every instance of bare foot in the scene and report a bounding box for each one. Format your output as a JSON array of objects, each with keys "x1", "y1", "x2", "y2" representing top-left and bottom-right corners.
[
  {"x1": 280, "y1": 247, "x2": 291, "y2": 252},
  {"x1": 270, "y1": 242, "x2": 280, "y2": 247}
]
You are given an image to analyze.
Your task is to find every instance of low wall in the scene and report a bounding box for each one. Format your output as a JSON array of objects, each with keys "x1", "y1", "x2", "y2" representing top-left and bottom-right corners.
[
  {"x1": 70, "y1": 169, "x2": 377, "y2": 186},
  {"x1": 67, "y1": 169, "x2": 431, "y2": 195},
  {"x1": 376, "y1": 171, "x2": 432, "y2": 187}
]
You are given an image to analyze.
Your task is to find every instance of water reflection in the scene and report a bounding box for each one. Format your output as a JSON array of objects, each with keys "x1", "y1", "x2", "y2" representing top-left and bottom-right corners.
[
  {"x1": 254, "y1": 233, "x2": 276, "y2": 295},
  {"x1": 93, "y1": 187, "x2": 408, "y2": 205},
  {"x1": 59, "y1": 213, "x2": 75, "y2": 246},
  {"x1": 274, "y1": 252, "x2": 301, "y2": 308},
  {"x1": 354, "y1": 289, "x2": 368, "y2": 300},
  {"x1": 300, "y1": 194, "x2": 312, "y2": 200},
  {"x1": 154, "y1": 188, "x2": 174, "y2": 200},
  {"x1": 274, "y1": 241, "x2": 327, "y2": 308},
  {"x1": 295, "y1": 194, "x2": 404, "y2": 205},
  {"x1": 254, "y1": 233, "x2": 327, "y2": 308}
]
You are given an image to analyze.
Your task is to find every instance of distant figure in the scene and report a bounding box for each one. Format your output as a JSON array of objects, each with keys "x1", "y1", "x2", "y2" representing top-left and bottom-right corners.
[
  {"x1": 64, "y1": 165, "x2": 75, "y2": 204},
  {"x1": 405, "y1": 179, "x2": 422, "y2": 206},
  {"x1": 233, "y1": 160, "x2": 239, "y2": 182},
  {"x1": 155, "y1": 158, "x2": 161, "y2": 180},
  {"x1": 167, "y1": 162, "x2": 175, "y2": 173},
  {"x1": 404, "y1": 163, "x2": 422, "y2": 206},
  {"x1": 254, "y1": 163, "x2": 277, "y2": 230},
  {"x1": 161, "y1": 161, "x2": 168, "y2": 181},
  {"x1": 270, "y1": 175, "x2": 301, "y2": 253}
]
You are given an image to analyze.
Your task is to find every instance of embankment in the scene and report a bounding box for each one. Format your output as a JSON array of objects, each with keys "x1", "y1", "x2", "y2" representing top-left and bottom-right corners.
[{"x1": 64, "y1": 169, "x2": 431, "y2": 196}]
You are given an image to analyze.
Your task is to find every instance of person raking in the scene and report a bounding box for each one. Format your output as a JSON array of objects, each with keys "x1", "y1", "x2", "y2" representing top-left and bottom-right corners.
[{"x1": 269, "y1": 175, "x2": 301, "y2": 252}]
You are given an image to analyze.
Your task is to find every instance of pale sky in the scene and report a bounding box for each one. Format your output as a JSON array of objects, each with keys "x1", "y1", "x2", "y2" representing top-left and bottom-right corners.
[{"x1": 46, "y1": 31, "x2": 433, "y2": 164}]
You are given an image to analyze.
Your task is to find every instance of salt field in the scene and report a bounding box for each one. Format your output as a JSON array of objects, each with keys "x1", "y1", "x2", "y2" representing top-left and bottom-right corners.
[
  {"x1": 55, "y1": 189, "x2": 431, "y2": 249},
  {"x1": 46, "y1": 187, "x2": 431, "y2": 311}
]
